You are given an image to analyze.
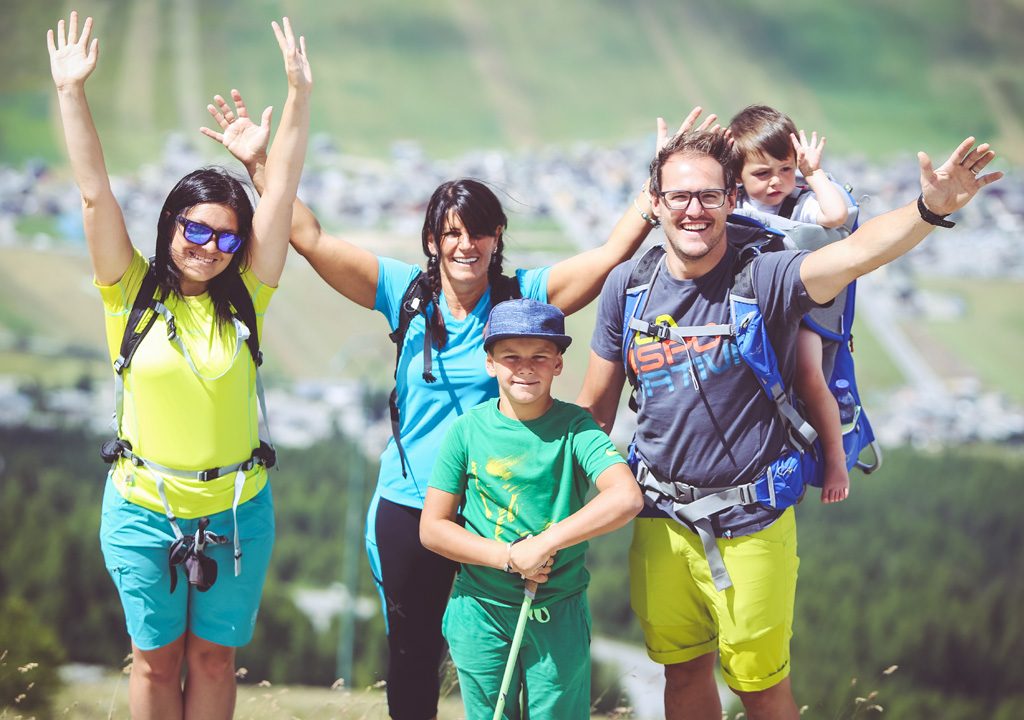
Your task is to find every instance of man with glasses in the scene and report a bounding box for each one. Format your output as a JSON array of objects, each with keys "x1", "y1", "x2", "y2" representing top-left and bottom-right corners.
[{"x1": 578, "y1": 129, "x2": 1000, "y2": 719}]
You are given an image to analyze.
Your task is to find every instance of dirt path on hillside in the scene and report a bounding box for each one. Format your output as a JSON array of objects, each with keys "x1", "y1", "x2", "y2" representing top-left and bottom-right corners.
[
  {"x1": 631, "y1": 0, "x2": 706, "y2": 107},
  {"x1": 114, "y1": 0, "x2": 158, "y2": 129},
  {"x1": 976, "y1": 75, "x2": 1024, "y2": 163},
  {"x1": 633, "y1": 1, "x2": 827, "y2": 129},
  {"x1": 172, "y1": 0, "x2": 204, "y2": 134},
  {"x1": 448, "y1": 0, "x2": 537, "y2": 146}
]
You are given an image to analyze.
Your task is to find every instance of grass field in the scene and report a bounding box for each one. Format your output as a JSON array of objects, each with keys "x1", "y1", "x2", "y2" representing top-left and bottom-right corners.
[
  {"x1": 40, "y1": 668, "x2": 634, "y2": 719},
  {"x1": 914, "y1": 277, "x2": 1024, "y2": 404},
  {"x1": 3, "y1": 0, "x2": 1022, "y2": 169},
  {"x1": 42, "y1": 670, "x2": 466, "y2": 720}
]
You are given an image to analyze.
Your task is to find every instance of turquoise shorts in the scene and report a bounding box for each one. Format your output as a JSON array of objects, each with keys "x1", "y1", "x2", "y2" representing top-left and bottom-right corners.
[
  {"x1": 99, "y1": 476, "x2": 275, "y2": 651},
  {"x1": 443, "y1": 588, "x2": 591, "y2": 720}
]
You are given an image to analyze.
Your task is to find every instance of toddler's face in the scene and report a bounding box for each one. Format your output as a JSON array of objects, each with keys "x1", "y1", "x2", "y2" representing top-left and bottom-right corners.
[{"x1": 740, "y1": 151, "x2": 797, "y2": 206}]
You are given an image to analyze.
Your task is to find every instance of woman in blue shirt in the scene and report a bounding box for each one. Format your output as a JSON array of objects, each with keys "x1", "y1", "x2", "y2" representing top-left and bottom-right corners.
[{"x1": 205, "y1": 99, "x2": 717, "y2": 720}]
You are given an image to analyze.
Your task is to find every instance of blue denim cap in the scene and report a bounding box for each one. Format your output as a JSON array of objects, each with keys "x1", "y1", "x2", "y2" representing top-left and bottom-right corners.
[{"x1": 484, "y1": 298, "x2": 572, "y2": 352}]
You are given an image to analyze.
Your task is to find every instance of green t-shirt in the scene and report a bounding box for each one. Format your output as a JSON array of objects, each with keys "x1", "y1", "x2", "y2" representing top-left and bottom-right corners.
[{"x1": 430, "y1": 398, "x2": 626, "y2": 608}]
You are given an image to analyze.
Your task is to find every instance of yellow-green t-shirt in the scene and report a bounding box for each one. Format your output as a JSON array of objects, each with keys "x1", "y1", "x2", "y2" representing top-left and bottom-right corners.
[{"x1": 96, "y1": 249, "x2": 275, "y2": 518}]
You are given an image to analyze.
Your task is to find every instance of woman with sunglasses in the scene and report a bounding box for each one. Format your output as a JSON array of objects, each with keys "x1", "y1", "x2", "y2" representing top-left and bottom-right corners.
[
  {"x1": 204, "y1": 97, "x2": 717, "y2": 718},
  {"x1": 48, "y1": 11, "x2": 311, "y2": 718}
]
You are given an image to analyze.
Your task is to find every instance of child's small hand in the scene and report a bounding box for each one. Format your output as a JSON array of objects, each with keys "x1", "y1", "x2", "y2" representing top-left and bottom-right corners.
[
  {"x1": 791, "y1": 130, "x2": 827, "y2": 177},
  {"x1": 509, "y1": 536, "x2": 556, "y2": 583}
]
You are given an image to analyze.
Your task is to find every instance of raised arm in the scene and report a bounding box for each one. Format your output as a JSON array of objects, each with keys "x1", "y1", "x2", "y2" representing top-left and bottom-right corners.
[
  {"x1": 47, "y1": 11, "x2": 132, "y2": 284},
  {"x1": 791, "y1": 130, "x2": 849, "y2": 229},
  {"x1": 201, "y1": 89, "x2": 378, "y2": 308},
  {"x1": 546, "y1": 107, "x2": 722, "y2": 314},
  {"x1": 239, "y1": 18, "x2": 312, "y2": 288},
  {"x1": 800, "y1": 137, "x2": 1002, "y2": 303}
]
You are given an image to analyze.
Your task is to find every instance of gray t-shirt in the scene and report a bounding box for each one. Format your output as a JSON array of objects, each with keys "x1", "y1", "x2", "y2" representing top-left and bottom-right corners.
[{"x1": 591, "y1": 243, "x2": 818, "y2": 536}]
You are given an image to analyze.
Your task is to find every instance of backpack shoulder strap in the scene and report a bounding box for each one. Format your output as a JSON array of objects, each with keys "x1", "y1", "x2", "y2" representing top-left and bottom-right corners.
[
  {"x1": 114, "y1": 260, "x2": 161, "y2": 375},
  {"x1": 620, "y1": 245, "x2": 666, "y2": 405},
  {"x1": 388, "y1": 271, "x2": 430, "y2": 354},
  {"x1": 226, "y1": 273, "x2": 261, "y2": 367},
  {"x1": 778, "y1": 186, "x2": 811, "y2": 220},
  {"x1": 387, "y1": 271, "x2": 432, "y2": 479},
  {"x1": 728, "y1": 250, "x2": 817, "y2": 450}
]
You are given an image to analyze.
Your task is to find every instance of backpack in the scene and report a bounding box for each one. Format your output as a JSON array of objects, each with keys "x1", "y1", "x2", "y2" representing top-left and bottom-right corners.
[
  {"x1": 387, "y1": 271, "x2": 522, "y2": 477},
  {"x1": 621, "y1": 215, "x2": 880, "y2": 590},
  {"x1": 99, "y1": 260, "x2": 276, "y2": 585}
]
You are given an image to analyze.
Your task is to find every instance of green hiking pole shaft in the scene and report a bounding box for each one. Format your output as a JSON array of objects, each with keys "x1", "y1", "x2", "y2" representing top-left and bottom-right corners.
[{"x1": 492, "y1": 580, "x2": 538, "y2": 720}]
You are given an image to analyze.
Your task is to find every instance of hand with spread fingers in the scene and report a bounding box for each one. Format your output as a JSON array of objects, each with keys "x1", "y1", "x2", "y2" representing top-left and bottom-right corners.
[
  {"x1": 656, "y1": 105, "x2": 727, "y2": 153},
  {"x1": 200, "y1": 89, "x2": 271, "y2": 172},
  {"x1": 918, "y1": 137, "x2": 1003, "y2": 216},
  {"x1": 791, "y1": 129, "x2": 827, "y2": 177},
  {"x1": 47, "y1": 10, "x2": 99, "y2": 90},
  {"x1": 272, "y1": 17, "x2": 312, "y2": 91}
]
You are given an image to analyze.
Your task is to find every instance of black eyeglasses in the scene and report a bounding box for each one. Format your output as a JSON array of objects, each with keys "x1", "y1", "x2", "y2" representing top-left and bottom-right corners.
[
  {"x1": 176, "y1": 216, "x2": 243, "y2": 254},
  {"x1": 658, "y1": 189, "x2": 729, "y2": 210}
]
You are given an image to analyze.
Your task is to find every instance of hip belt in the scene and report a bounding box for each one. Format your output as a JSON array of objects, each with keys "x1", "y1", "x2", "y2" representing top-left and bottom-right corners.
[
  {"x1": 632, "y1": 448, "x2": 806, "y2": 592},
  {"x1": 101, "y1": 439, "x2": 275, "y2": 587}
]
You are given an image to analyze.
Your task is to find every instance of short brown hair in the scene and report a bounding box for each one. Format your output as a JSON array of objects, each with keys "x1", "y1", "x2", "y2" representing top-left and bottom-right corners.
[
  {"x1": 648, "y1": 131, "x2": 736, "y2": 197},
  {"x1": 728, "y1": 105, "x2": 798, "y2": 176}
]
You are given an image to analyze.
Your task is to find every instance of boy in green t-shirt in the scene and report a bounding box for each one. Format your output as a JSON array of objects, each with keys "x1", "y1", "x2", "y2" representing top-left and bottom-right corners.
[{"x1": 421, "y1": 298, "x2": 643, "y2": 720}]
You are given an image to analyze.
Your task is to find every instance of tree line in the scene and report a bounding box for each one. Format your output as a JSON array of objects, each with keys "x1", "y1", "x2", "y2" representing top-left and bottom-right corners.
[{"x1": 2, "y1": 426, "x2": 1023, "y2": 717}]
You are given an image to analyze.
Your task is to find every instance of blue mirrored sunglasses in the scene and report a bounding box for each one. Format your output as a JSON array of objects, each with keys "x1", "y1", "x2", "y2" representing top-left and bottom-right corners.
[{"x1": 176, "y1": 215, "x2": 243, "y2": 254}]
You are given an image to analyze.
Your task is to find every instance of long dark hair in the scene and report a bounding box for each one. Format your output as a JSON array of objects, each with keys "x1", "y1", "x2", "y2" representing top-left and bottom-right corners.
[
  {"x1": 420, "y1": 178, "x2": 508, "y2": 349},
  {"x1": 154, "y1": 167, "x2": 255, "y2": 327}
]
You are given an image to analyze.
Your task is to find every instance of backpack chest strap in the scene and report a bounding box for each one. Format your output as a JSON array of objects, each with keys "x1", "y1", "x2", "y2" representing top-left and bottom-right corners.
[{"x1": 626, "y1": 317, "x2": 733, "y2": 343}]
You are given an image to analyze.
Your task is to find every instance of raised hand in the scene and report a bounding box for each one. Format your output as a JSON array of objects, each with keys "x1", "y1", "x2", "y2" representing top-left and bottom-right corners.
[
  {"x1": 656, "y1": 106, "x2": 727, "y2": 153},
  {"x1": 200, "y1": 89, "x2": 272, "y2": 170},
  {"x1": 918, "y1": 137, "x2": 1003, "y2": 216},
  {"x1": 47, "y1": 11, "x2": 99, "y2": 90},
  {"x1": 272, "y1": 17, "x2": 312, "y2": 91},
  {"x1": 791, "y1": 129, "x2": 826, "y2": 177}
]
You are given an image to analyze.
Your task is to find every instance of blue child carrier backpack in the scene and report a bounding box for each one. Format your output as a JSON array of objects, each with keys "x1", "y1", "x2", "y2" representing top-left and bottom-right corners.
[{"x1": 730, "y1": 181, "x2": 883, "y2": 478}]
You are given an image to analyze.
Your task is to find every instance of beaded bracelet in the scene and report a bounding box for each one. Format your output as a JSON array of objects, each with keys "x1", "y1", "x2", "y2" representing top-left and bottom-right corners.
[{"x1": 634, "y1": 196, "x2": 660, "y2": 228}]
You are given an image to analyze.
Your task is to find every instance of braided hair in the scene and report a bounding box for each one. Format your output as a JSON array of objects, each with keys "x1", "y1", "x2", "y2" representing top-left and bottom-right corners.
[{"x1": 420, "y1": 178, "x2": 508, "y2": 349}]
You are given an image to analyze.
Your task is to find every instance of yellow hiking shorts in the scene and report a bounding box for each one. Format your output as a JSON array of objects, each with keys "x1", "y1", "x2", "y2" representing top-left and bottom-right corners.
[{"x1": 629, "y1": 507, "x2": 798, "y2": 692}]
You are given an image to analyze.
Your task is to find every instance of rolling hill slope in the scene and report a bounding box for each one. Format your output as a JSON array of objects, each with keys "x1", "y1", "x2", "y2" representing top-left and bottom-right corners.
[{"x1": 3, "y1": 0, "x2": 1021, "y2": 169}]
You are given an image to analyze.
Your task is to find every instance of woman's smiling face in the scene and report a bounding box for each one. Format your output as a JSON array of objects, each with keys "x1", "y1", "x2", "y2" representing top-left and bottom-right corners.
[
  {"x1": 169, "y1": 203, "x2": 239, "y2": 295},
  {"x1": 429, "y1": 211, "x2": 500, "y2": 288}
]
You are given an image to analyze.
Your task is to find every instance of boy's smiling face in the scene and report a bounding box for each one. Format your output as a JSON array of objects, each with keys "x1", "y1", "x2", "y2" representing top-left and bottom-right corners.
[
  {"x1": 486, "y1": 337, "x2": 563, "y2": 420},
  {"x1": 740, "y1": 151, "x2": 798, "y2": 206}
]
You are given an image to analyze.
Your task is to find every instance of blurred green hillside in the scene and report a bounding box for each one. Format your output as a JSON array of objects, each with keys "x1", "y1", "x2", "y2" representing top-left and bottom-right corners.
[{"x1": 3, "y1": 0, "x2": 1022, "y2": 170}]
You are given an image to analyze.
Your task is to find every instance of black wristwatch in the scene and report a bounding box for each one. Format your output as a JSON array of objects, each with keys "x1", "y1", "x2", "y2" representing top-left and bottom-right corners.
[{"x1": 917, "y1": 194, "x2": 955, "y2": 228}]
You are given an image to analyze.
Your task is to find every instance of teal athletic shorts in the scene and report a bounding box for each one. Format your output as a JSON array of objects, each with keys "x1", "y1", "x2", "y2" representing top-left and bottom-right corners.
[
  {"x1": 99, "y1": 476, "x2": 275, "y2": 651},
  {"x1": 443, "y1": 587, "x2": 591, "y2": 720},
  {"x1": 630, "y1": 507, "x2": 799, "y2": 692}
]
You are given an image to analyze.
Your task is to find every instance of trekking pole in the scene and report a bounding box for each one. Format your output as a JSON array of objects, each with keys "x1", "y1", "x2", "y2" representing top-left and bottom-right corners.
[{"x1": 492, "y1": 579, "x2": 538, "y2": 720}]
